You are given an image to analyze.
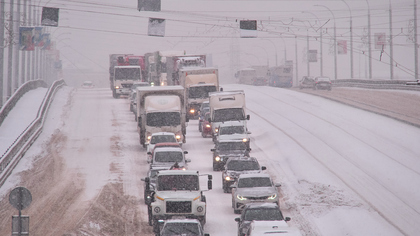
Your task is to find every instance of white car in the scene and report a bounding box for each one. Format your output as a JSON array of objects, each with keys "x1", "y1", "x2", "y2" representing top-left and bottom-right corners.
[
  {"x1": 215, "y1": 121, "x2": 251, "y2": 147},
  {"x1": 81, "y1": 80, "x2": 94, "y2": 88},
  {"x1": 148, "y1": 146, "x2": 190, "y2": 170},
  {"x1": 247, "y1": 220, "x2": 302, "y2": 236},
  {"x1": 158, "y1": 218, "x2": 209, "y2": 236},
  {"x1": 145, "y1": 132, "x2": 180, "y2": 153},
  {"x1": 231, "y1": 173, "x2": 281, "y2": 214}
]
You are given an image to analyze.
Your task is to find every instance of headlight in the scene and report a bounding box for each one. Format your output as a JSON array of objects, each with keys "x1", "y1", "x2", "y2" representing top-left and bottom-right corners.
[
  {"x1": 236, "y1": 195, "x2": 247, "y2": 201},
  {"x1": 215, "y1": 156, "x2": 221, "y2": 162},
  {"x1": 268, "y1": 194, "x2": 277, "y2": 200},
  {"x1": 197, "y1": 206, "x2": 204, "y2": 212},
  {"x1": 115, "y1": 86, "x2": 120, "y2": 89},
  {"x1": 215, "y1": 128, "x2": 219, "y2": 133},
  {"x1": 242, "y1": 138, "x2": 248, "y2": 142},
  {"x1": 154, "y1": 207, "x2": 161, "y2": 213},
  {"x1": 190, "y1": 109, "x2": 195, "y2": 114},
  {"x1": 175, "y1": 134, "x2": 181, "y2": 140},
  {"x1": 147, "y1": 136, "x2": 151, "y2": 141},
  {"x1": 205, "y1": 124, "x2": 211, "y2": 128},
  {"x1": 225, "y1": 176, "x2": 231, "y2": 181}
]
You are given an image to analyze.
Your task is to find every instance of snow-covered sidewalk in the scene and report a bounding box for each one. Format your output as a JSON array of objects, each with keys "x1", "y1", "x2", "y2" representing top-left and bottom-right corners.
[{"x1": 0, "y1": 88, "x2": 48, "y2": 157}]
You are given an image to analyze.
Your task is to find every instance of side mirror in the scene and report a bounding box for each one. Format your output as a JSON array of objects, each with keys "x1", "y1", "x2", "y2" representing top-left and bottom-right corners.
[
  {"x1": 247, "y1": 131, "x2": 252, "y2": 134},
  {"x1": 275, "y1": 183, "x2": 282, "y2": 187},
  {"x1": 246, "y1": 114, "x2": 250, "y2": 120},
  {"x1": 261, "y1": 166, "x2": 267, "y2": 170},
  {"x1": 220, "y1": 87, "x2": 223, "y2": 91},
  {"x1": 147, "y1": 152, "x2": 152, "y2": 155},
  {"x1": 285, "y1": 217, "x2": 291, "y2": 222},
  {"x1": 235, "y1": 218, "x2": 241, "y2": 222},
  {"x1": 208, "y1": 117, "x2": 212, "y2": 123},
  {"x1": 210, "y1": 148, "x2": 215, "y2": 152},
  {"x1": 186, "y1": 159, "x2": 191, "y2": 163},
  {"x1": 184, "y1": 151, "x2": 188, "y2": 154}
]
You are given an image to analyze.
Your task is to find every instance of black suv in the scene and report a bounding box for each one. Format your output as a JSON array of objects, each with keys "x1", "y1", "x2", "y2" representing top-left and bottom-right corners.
[
  {"x1": 222, "y1": 157, "x2": 266, "y2": 193},
  {"x1": 210, "y1": 140, "x2": 251, "y2": 171},
  {"x1": 234, "y1": 203, "x2": 291, "y2": 236}
]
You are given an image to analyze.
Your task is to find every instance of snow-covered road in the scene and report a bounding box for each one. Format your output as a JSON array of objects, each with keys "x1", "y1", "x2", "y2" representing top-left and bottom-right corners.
[{"x1": 1, "y1": 84, "x2": 419, "y2": 236}]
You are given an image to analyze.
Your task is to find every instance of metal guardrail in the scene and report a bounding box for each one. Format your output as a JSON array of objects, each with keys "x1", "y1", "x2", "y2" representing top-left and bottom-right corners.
[
  {"x1": 332, "y1": 79, "x2": 420, "y2": 91},
  {"x1": 0, "y1": 80, "x2": 48, "y2": 127},
  {"x1": 0, "y1": 79, "x2": 65, "y2": 188}
]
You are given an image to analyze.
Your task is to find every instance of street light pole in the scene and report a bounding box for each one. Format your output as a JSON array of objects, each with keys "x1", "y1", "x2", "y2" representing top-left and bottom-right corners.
[
  {"x1": 366, "y1": 0, "x2": 372, "y2": 79},
  {"x1": 342, "y1": 0, "x2": 354, "y2": 78},
  {"x1": 302, "y1": 11, "x2": 323, "y2": 76},
  {"x1": 315, "y1": 4, "x2": 337, "y2": 80}
]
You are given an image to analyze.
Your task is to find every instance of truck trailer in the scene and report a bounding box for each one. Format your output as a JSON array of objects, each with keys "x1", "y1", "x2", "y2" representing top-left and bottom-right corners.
[
  {"x1": 136, "y1": 86, "x2": 187, "y2": 147},
  {"x1": 178, "y1": 67, "x2": 219, "y2": 119},
  {"x1": 208, "y1": 90, "x2": 250, "y2": 138}
]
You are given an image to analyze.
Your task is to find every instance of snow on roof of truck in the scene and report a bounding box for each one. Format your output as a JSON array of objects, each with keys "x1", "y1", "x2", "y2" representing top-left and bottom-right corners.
[
  {"x1": 114, "y1": 65, "x2": 141, "y2": 68},
  {"x1": 156, "y1": 169, "x2": 199, "y2": 176},
  {"x1": 209, "y1": 90, "x2": 244, "y2": 96},
  {"x1": 137, "y1": 85, "x2": 184, "y2": 92},
  {"x1": 218, "y1": 120, "x2": 246, "y2": 127}
]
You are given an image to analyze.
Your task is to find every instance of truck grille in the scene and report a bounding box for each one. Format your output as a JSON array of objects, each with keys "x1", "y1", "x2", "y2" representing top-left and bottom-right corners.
[
  {"x1": 166, "y1": 201, "x2": 192, "y2": 213},
  {"x1": 121, "y1": 83, "x2": 132, "y2": 88},
  {"x1": 247, "y1": 196, "x2": 269, "y2": 200}
]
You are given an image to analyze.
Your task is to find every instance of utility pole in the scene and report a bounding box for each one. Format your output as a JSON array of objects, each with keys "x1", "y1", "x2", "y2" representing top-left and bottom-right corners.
[
  {"x1": 21, "y1": 0, "x2": 28, "y2": 85},
  {"x1": 389, "y1": 1, "x2": 394, "y2": 80},
  {"x1": 0, "y1": 0, "x2": 5, "y2": 106},
  {"x1": 366, "y1": 0, "x2": 372, "y2": 79},
  {"x1": 342, "y1": 0, "x2": 353, "y2": 78},
  {"x1": 14, "y1": 0, "x2": 21, "y2": 91},
  {"x1": 414, "y1": 0, "x2": 418, "y2": 80},
  {"x1": 7, "y1": 0, "x2": 15, "y2": 98}
]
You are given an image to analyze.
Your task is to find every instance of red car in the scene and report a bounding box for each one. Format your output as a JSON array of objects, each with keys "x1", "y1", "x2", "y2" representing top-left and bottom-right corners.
[{"x1": 201, "y1": 112, "x2": 212, "y2": 138}]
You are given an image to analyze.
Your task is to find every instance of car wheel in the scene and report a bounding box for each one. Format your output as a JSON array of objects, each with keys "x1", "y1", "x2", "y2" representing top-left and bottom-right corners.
[
  {"x1": 213, "y1": 164, "x2": 218, "y2": 171},
  {"x1": 202, "y1": 131, "x2": 206, "y2": 138},
  {"x1": 234, "y1": 209, "x2": 241, "y2": 214}
]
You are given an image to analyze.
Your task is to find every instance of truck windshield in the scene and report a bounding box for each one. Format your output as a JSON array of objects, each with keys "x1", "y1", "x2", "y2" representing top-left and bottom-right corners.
[
  {"x1": 189, "y1": 86, "x2": 217, "y2": 99},
  {"x1": 155, "y1": 151, "x2": 183, "y2": 163},
  {"x1": 213, "y1": 108, "x2": 245, "y2": 122},
  {"x1": 157, "y1": 175, "x2": 199, "y2": 191},
  {"x1": 238, "y1": 177, "x2": 272, "y2": 188},
  {"x1": 243, "y1": 208, "x2": 284, "y2": 221},
  {"x1": 147, "y1": 112, "x2": 181, "y2": 126},
  {"x1": 115, "y1": 68, "x2": 141, "y2": 80},
  {"x1": 227, "y1": 160, "x2": 259, "y2": 171},
  {"x1": 220, "y1": 126, "x2": 244, "y2": 135},
  {"x1": 218, "y1": 142, "x2": 247, "y2": 151}
]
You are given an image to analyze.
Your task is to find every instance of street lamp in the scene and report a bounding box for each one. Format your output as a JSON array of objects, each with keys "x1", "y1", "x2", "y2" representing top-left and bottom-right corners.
[
  {"x1": 342, "y1": 0, "x2": 354, "y2": 78},
  {"x1": 366, "y1": 0, "x2": 372, "y2": 79},
  {"x1": 315, "y1": 4, "x2": 337, "y2": 80},
  {"x1": 302, "y1": 11, "x2": 323, "y2": 76},
  {"x1": 262, "y1": 39, "x2": 277, "y2": 66}
]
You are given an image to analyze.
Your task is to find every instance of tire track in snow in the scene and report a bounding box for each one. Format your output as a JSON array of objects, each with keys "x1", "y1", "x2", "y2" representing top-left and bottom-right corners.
[{"x1": 242, "y1": 85, "x2": 419, "y2": 236}]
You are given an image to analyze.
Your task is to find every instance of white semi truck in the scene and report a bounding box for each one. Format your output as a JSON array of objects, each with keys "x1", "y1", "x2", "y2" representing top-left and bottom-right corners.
[
  {"x1": 144, "y1": 170, "x2": 213, "y2": 233},
  {"x1": 208, "y1": 90, "x2": 250, "y2": 139},
  {"x1": 178, "y1": 67, "x2": 219, "y2": 119},
  {"x1": 112, "y1": 65, "x2": 142, "y2": 98},
  {"x1": 136, "y1": 86, "x2": 187, "y2": 147}
]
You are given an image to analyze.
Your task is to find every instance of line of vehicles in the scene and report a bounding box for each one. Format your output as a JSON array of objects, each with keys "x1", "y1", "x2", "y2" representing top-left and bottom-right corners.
[
  {"x1": 235, "y1": 61, "x2": 294, "y2": 88},
  {"x1": 110, "y1": 50, "x2": 300, "y2": 235}
]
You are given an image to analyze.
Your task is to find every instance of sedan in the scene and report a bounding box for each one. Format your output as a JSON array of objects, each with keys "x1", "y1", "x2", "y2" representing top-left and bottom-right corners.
[
  {"x1": 313, "y1": 76, "x2": 332, "y2": 90},
  {"x1": 299, "y1": 76, "x2": 314, "y2": 89},
  {"x1": 235, "y1": 203, "x2": 291, "y2": 236},
  {"x1": 222, "y1": 156, "x2": 265, "y2": 193},
  {"x1": 231, "y1": 173, "x2": 281, "y2": 214}
]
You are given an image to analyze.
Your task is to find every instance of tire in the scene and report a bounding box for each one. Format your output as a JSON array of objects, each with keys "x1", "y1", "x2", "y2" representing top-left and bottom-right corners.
[
  {"x1": 213, "y1": 163, "x2": 219, "y2": 171},
  {"x1": 148, "y1": 207, "x2": 153, "y2": 226},
  {"x1": 152, "y1": 219, "x2": 159, "y2": 233},
  {"x1": 202, "y1": 131, "x2": 206, "y2": 138},
  {"x1": 234, "y1": 209, "x2": 241, "y2": 214}
]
